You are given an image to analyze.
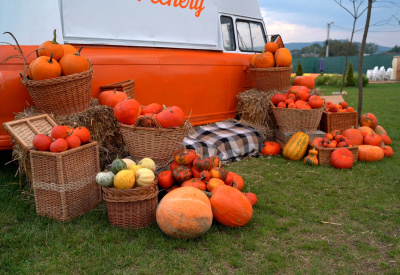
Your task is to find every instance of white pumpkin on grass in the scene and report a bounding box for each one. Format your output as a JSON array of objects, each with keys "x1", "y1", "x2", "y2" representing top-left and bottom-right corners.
[
  {"x1": 138, "y1": 157, "x2": 156, "y2": 172},
  {"x1": 135, "y1": 168, "x2": 155, "y2": 187}
]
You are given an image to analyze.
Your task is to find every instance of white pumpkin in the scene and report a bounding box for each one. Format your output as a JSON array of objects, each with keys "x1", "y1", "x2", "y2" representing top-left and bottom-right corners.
[
  {"x1": 138, "y1": 158, "x2": 156, "y2": 172},
  {"x1": 135, "y1": 168, "x2": 155, "y2": 187},
  {"x1": 95, "y1": 170, "x2": 115, "y2": 187}
]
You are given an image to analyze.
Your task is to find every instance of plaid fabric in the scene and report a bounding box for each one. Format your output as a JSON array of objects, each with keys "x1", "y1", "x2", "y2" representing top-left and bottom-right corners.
[{"x1": 183, "y1": 121, "x2": 263, "y2": 164}]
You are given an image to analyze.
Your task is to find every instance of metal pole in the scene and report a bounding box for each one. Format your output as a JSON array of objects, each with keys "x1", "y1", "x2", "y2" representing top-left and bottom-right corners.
[{"x1": 326, "y1": 22, "x2": 334, "y2": 57}]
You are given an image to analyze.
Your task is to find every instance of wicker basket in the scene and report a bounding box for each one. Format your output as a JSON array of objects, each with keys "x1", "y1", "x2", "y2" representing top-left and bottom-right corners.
[
  {"x1": 119, "y1": 116, "x2": 191, "y2": 168},
  {"x1": 311, "y1": 144, "x2": 359, "y2": 166},
  {"x1": 100, "y1": 79, "x2": 135, "y2": 99},
  {"x1": 3, "y1": 114, "x2": 101, "y2": 221},
  {"x1": 249, "y1": 65, "x2": 292, "y2": 92},
  {"x1": 21, "y1": 63, "x2": 94, "y2": 115},
  {"x1": 319, "y1": 111, "x2": 359, "y2": 133},
  {"x1": 102, "y1": 183, "x2": 158, "y2": 229},
  {"x1": 270, "y1": 101, "x2": 324, "y2": 133}
]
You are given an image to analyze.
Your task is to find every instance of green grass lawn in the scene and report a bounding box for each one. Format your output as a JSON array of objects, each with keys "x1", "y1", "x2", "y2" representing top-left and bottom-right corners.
[{"x1": 1, "y1": 82, "x2": 399, "y2": 274}]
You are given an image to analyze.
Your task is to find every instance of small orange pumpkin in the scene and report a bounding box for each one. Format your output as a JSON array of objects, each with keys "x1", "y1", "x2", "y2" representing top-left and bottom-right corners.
[
  {"x1": 264, "y1": 42, "x2": 278, "y2": 54},
  {"x1": 114, "y1": 98, "x2": 142, "y2": 125},
  {"x1": 98, "y1": 88, "x2": 128, "y2": 108},
  {"x1": 254, "y1": 52, "x2": 275, "y2": 68},
  {"x1": 38, "y1": 29, "x2": 64, "y2": 61},
  {"x1": 31, "y1": 53, "x2": 62, "y2": 80},
  {"x1": 59, "y1": 47, "x2": 90, "y2": 76}
]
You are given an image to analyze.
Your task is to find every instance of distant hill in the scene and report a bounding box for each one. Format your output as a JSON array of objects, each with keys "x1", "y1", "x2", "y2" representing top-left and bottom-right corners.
[{"x1": 284, "y1": 41, "x2": 391, "y2": 55}]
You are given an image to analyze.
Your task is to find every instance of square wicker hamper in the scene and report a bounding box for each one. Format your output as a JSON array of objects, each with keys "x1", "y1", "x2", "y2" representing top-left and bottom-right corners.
[
  {"x1": 3, "y1": 114, "x2": 102, "y2": 221},
  {"x1": 310, "y1": 143, "x2": 359, "y2": 166}
]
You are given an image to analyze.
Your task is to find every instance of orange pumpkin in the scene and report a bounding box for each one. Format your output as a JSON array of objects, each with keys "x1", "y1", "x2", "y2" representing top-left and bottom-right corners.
[
  {"x1": 207, "y1": 185, "x2": 253, "y2": 227},
  {"x1": 381, "y1": 145, "x2": 393, "y2": 157},
  {"x1": 358, "y1": 145, "x2": 384, "y2": 162},
  {"x1": 49, "y1": 138, "x2": 68, "y2": 153},
  {"x1": 114, "y1": 98, "x2": 142, "y2": 125},
  {"x1": 292, "y1": 75, "x2": 315, "y2": 89},
  {"x1": 31, "y1": 53, "x2": 62, "y2": 80},
  {"x1": 264, "y1": 42, "x2": 279, "y2": 54},
  {"x1": 363, "y1": 132, "x2": 382, "y2": 146},
  {"x1": 156, "y1": 187, "x2": 213, "y2": 239},
  {"x1": 38, "y1": 29, "x2": 64, "y2": 61},
  {"x1": 244, "y1": 192, "x2": 257, "y2": 206},
  {"x1": 141, "y1": 103, "x2": 163, "y2": 115},
  {"x1": 274, "y1": 48, "x2": 292, "y2": 67},
  {"x1": 98, "y1": 89, "x2": 128, "y2": 108},
  {"x1": 72, "y1": 126, "x2": 91, "y2": 144},
  {"x1": 230, "y1": 172, "x2": 244, "y2": 191},
  {"x1": 261, "y1": 141, "x2": 281, "y2": 156},
  {"x1": 288, "y1": 86, "x2": 309, "y2": 101},
  {"x1": 206, "y1": 178, "x2": 225, "y2": 192},
  {"x1": 62, "y1": 44, "x2": 77, "y2": 55},
  {"x1": 358, "y1": 126, "x2": 375, "y2": 137},
  {"x1": 210, "y1": 166, "x2": 228, "y2": 181},
  {"x1": 254, "y1": 52, "x2": 275, "y2": 68},
  {"x1": 181, "y1": 178, "x2": 207, "y2": 191},
  {"x1": 342, "y1": 128, "x2": 364, "y2": 146},
  {"x1": 360, "y1": 113, "x2": 378, "y2": 130},
  {"x1": 308, "y1": 95, "x2": 324, "y2": 109},
  {"x1": 374, "y1": 125, "x2": 387, "y2": 136},
  {"x1": 59, "y1": 47, "x2": 90, "y2": 76},
  {"x1": 381, "y1": 134, "x2": 392, "y2": 145}
]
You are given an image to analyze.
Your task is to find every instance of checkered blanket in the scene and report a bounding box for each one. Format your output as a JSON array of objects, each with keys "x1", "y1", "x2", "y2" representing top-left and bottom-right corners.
[{"x1": 183, "y1": 121, "x2": 263, "y2": 164}]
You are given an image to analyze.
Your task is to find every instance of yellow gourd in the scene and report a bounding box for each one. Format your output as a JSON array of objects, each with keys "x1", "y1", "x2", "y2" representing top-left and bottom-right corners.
[
  {"x1": 113, "y1": 170, "x2": 135, "y2": 189},
  {"x1": 128, "y1": 163, "x2": 142, "y2": 173},
  {"x1": 303, "y1": 147, "x2": 319, "y2": 166},
  {"x1": 135, "y1": 168, "x2": 155, "y2": 187},
  {"x1": 283, "y1": 131, "x2": 310, "y2": 161}
]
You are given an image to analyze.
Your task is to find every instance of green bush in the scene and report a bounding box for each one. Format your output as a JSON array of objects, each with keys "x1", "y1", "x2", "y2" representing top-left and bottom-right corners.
[
  {"x1": 295, "y1": 60, "x2": 303, "y2": 76},
  {"x1": 315, "y1": 74, "x2": 368, "y2": 87},
  {"x1": 345, "y1": 62, "x2": 356, "y2": 86}
]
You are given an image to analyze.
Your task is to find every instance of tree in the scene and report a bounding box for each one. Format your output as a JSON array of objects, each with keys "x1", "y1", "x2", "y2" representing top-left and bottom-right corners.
[
  {"x1": 334, "y1": 0, "x2": 369, "y2": 93},
  {"x1": 388, "y1": 45, "x2": 400, "y2": 53},
  {"x1": 364, "y1": 42, "x2": 378, "y2": 55},
  {"x1": 346, "y1": 62, "x2": 355, "y2": 86},
  {"x1": 295, "y1": 60, "x2": 304, "y2": 76}
]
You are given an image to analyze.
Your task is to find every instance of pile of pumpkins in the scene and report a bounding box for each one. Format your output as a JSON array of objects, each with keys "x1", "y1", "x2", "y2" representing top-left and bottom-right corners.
[
  {"x1": 95, "y1": 157, "x2": 157, "y2": 189},
  {"x1": 32, "y1": 125, "x2": 91, "y2": 153},
  {"x1": 156, "y1": 148, "x2": 257, "y2": 239},
  {"x1": 249, "y1": 41, "x2": 292, "y2": 68},
  {"x1": 273, "y1": 112, "x2": 393, "y2": 169},
  {"x1": 26, "y1": 29, "x2": 90, "y2": 81},
  {"x1": 271, "y1": 85, "x2": 324, "y2": 109}
]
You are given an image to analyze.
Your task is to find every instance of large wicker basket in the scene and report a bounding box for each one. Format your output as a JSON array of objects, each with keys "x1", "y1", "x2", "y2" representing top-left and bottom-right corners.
[
  {"x1": 119, "y1": 117, "x2": 191, "y2": 168},
  {"x1": 270, "y1": 101, "x2": 324, "y2": 133},
  {"x1": 249, "y1": 65, "x2": 292, "y2": 92},
  {"x1": 102, "y1": 183, "x2": 159, "y2": 229},
  {"x1": 21, "y1": 63, "x2": 94, "y2": 115},
  {"x1": 3, "y1": 114, "x2": 101, "y2": 221},
  {"x1": 100, "y1": 79, "x2": 135, "y2": 99},
  {"x1": 311, "y1": 144, "x2": 359, "y2": 166}
]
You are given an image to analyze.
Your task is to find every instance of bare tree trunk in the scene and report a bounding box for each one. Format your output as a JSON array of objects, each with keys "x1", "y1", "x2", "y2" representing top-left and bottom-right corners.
[{"x1": 358, "y1": 0, "x2": 373, "y2": 122}]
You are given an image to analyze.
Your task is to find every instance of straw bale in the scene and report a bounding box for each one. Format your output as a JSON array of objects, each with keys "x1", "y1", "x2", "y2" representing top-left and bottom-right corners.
[
  {"x1": 12, "y1": 99, "x2": 128, "y2": 185},
  {"x1": 237, "y1": 88, "x2": 283, "y2": 141}
]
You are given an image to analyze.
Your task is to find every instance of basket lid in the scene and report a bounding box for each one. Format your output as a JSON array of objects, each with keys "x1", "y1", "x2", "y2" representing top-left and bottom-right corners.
[
  {"x1": 2, "y1": 114, "x2": 57, "y2": 151},
  {"x1": 321, "y1": 95, "x2": 344, "y2": 105}
]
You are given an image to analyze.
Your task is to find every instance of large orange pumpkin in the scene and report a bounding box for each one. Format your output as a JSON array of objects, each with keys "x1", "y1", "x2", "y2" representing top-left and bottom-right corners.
[
  {"x1": 31, "y1": 53, "x2": 62, "y2": 80},
  {"x1": 341, "y1": 128, "x2": 364, "y2": 146},
  {"x1": 114, "y1": 98, "x2": 142, "y2": 125},
  {"x1": 274, "y1": 48, "x2": 292, "y2": 67},
  {"x1": 207, "y1": 185, "x2": 253, "y2": 227},
  {"x1": 98, "y1": 89, "x2": 128, "y2": 108},
  {"x1": 254, "y1": 52, "x2": 275, "y2": 68},
  {"x1": 154, "y1": 105, "x2": 185, "y2": 128},
  {"x1": 292, "y1": 75, "x2": 315, "y2": 89},
  {"x1": 156, "y1": 187, "x2": 213, "y2": 239},
  {"x1": 358, "y1": 145, "x2": 384, "y2": 162},
  {"x1": 58, "y1": 47, "x2": 90, "y2": 76}
]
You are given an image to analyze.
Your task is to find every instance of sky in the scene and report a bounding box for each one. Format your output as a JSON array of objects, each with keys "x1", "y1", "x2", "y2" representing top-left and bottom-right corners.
[{"x1": 258, "y1": 0, "x2": 400, "y2": 48}]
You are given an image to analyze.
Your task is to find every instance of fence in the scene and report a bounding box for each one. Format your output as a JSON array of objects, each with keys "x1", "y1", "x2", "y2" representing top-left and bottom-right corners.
[{"x1": 292, "y1": 54, "x2": 397, "y2": 74}]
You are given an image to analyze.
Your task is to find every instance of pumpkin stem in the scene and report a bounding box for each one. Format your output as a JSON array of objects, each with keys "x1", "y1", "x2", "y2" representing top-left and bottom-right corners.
[
  {"x1": 113, "y1": 88, "x2": 117, "y2": 94},
  {"x1": 162, "y1": 104, "x2": 168, "y2": 110},
  {"x1": 203, "y1": 191, "x2": 212, "y2": 198},
  {"x1": 74, "y1": 47, "x2": 84, "y2": 56},
  {"x1": 48, "y1": 52, "x2": 54, "y2": 64},
  {"x1": 51, "y1": 29, "x2": 59, "y2": 44}
]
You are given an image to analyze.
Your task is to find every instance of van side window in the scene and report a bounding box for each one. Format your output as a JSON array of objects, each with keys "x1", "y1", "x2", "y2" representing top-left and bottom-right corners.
[
  {"x1": 236, "y1": 20, "x2": 266, "y2": 52},
  {"x1": 220, "y1": 16, "x2": 236, "y2": 51}
]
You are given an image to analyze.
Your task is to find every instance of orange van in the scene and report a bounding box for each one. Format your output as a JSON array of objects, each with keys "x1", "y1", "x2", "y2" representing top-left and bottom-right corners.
[{"x1": 0, "y1": 0, "x2": 274, "y2": 150}]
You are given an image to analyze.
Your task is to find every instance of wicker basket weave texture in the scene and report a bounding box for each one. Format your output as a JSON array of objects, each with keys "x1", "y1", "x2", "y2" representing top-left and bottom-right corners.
[
  {"x1": 119, "y1": 117, "x2": 191, "y2": 167},
  {"x1": 21, "y1": 65, "x2": 94, "y2": 116},
  {"x1": 312, "y1": 144, "x2": 359, "y2": 166},
  {"x1": 30, "y1": 142, "x2": 102, "y2": 221},
  {"x1": 319, "y1": 111, "x2": 359, "y2": 133},
  {"x1": 249, "y1": 65, "x2": 292, "y2": 92},
  {"x1": 270, "y1": 101, "x2": 324, "y2": 133},
  {"x1": 102, "y1": 183, "x2": 159, "y2": 229},
  {"x1": 100, "y1": 80, "x2": 135, "y2": 99}
]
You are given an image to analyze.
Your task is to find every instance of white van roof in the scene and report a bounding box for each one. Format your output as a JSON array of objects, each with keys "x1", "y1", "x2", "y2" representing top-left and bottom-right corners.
[{"x1": 0, "y1": 0, "x2": 264, "y2": 50}]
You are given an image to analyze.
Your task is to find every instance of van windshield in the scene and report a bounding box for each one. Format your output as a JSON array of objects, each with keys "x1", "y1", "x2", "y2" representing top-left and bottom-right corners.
[{"x1": 236, "y1": 20, "x2": 266, "y2": 52}]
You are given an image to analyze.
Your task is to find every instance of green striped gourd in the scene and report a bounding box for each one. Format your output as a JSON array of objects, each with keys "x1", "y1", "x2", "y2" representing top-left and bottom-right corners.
[
  {"x1": 282, "y1": 131, "x2": 310, "y2": 161},
  {"x1": 111, "y1": 157, "x2": 127, "y2": 174}
]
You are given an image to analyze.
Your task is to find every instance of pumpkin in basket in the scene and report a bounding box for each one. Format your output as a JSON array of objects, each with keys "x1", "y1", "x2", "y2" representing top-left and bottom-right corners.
[
  {"x1": 156, "y1": 187, "x2": 213, "y2": 239},
  {"x1": 254, "y1": 52, "x2": 275, "y2": 68},
  {"x1": 62, "y1": 44, "x2": 77, "y2": 55},
  {"x1": 31, "y1": 53, "x2": 62, "y2": 81},
  {"x1": 135, "y1": 168, "x2": 155, "y2": 187},
  {"x1": 38, "y1": 29, "x2": 64, "y2": 61},
  {"x1": 154, "y1": 105, "x2": 185, "y2": 128},
  {"x1": 59, "y1": 47, "x2": 90, "y2": 76},
  {"x1": 114, "y1": 98, "x2": 142, "y2": 125},
  {"x1": 32, "y1": 134, "x2": 53, "y2": 151},
  {"x1": 141, "y1": 103, "x2": 163, "y2": 115},
  {"x1": 274, "y1": 48, "x2": 292, "y2": 67},
  {"x1": 98, "y1": 88, "x2": 128, "y2": 108},
  {"x1": 114, "y1": 170, "x2": 135, "y2": 189}
]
